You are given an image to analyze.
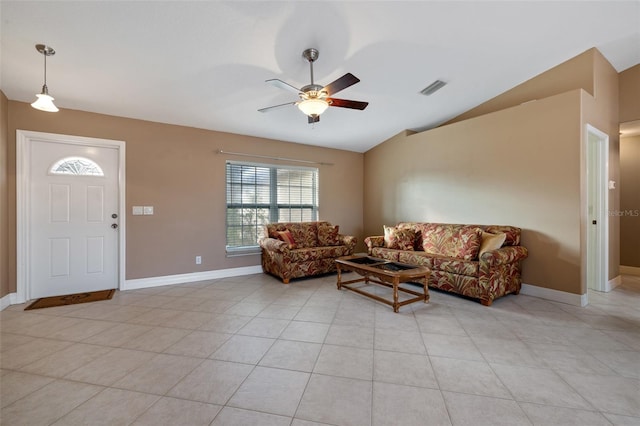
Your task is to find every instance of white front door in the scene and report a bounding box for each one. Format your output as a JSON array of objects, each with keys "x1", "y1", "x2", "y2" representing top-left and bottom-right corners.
[{"x1": 30, "y1": 140, "x2": 120, "y2": 298}]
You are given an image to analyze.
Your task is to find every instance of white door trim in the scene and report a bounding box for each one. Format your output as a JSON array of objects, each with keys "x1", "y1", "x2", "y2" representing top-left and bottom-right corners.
[
  {"x1": 16, "y1": 130, "x2": 126, "y2": 303},
  {"x1": 583, "y1": 124, "x2": 609, "y2": 295}
]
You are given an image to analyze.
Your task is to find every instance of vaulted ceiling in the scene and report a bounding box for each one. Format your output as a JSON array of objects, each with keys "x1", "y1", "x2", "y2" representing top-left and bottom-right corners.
[{"x1": 2, "y1": 1, "x2": 639, "y2": 152}]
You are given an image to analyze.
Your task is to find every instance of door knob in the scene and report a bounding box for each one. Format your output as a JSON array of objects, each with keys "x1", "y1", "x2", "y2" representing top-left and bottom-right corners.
[
  {"x1": 112, "y1": 213, "x2": 118, "y2": 219},
  {"x1": 111, "y1": 223, "x2": 118, "y2": 229}
]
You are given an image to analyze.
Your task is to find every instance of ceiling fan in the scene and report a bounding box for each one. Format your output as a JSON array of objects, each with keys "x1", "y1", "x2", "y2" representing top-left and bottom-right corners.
[{"x1": 259, "y1": 48, "x2": 368, "y2": 123}]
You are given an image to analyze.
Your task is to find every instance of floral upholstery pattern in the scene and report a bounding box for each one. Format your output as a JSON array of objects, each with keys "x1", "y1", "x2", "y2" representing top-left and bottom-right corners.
[
  {"x1": 277, "y1": 230, "x2": 297, "y2": 249},
  {"x1": 366, "y1": 223, "x2": 527, "y2": 306},
  {"x1": 318, "y1": 224, "x2": 341, "y2": 246},
  {"x1": 268, "y1": 222, "x2": 319, "y2": 248},
  {"x1": 260, "y1": 221, "x2": 357, "y2": 284},
  {"x1": 484, "y1": 225, "x2": 520, "y2": 246},
  {"x1": 383, "y1": 225, "x2": 416, "y2": 250},
  {"x1": 420, "y1": 224, "x2": 482, "y2": 260},
  {"x1": 400, "y1": 252, "x2": 479, "y2": 276}
]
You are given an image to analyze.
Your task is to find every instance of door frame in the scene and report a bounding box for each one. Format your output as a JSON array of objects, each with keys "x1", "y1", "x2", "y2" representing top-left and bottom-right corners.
[
  {"x1": 16, "y1": 130, "x2": 126, "y2": 303},
  {"x1": 583, "y1": 124, "x2": 609, "y2": 295}
]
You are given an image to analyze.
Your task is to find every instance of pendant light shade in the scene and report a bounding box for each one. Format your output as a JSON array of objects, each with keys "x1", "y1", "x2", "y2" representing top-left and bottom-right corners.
[{"x1": 31, "y1": 44, "x2": 59, "y2": 112}]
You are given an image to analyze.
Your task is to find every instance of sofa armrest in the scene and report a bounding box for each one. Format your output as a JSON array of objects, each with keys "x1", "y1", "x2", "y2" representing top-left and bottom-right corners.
[
  {"x1": 364, "y1": 236, "x2": 384, "y2": 253},
  {"x1": 259, "y1": 237, "x2": 289, "y2": 254},
  {"x1": 340, "y1": 234, "x2": 358, "y2": 251},
  {"x1": 480, "y1": 246, "x2": 528, "y2": 266}
]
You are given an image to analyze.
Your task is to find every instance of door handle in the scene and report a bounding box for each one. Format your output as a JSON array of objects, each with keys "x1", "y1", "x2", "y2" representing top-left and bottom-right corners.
[{"x1": 111, "y1": 223, "x2": 118, "y2": 229}]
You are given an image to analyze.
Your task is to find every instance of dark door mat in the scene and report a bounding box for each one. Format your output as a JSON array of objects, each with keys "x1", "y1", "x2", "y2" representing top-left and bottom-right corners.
[{"x1": 25, "y1": 289, "x2": 116, "y2": 310}]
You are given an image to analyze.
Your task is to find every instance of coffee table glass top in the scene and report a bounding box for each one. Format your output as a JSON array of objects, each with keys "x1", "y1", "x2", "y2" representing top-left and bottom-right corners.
[{"x1": 340, "y1": 256, "x2": 416, "y2": 271}]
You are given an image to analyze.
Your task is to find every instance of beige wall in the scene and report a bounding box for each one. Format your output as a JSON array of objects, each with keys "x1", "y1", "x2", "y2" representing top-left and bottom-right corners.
[
  {"x1": 446, "y1": 49, "x2": 597, "y2": 125},
  {"x1": 620, "y1": 135, "x2": 640, "y2": 267},
  {"x1": 619, "y1": 64, "x2": 640, "y2": 123},
  {"x1": 618, "y1": 63, "x2": 640, "y2": 268},
  {"x1": 365, "y1": 91, "x2": 584, "y2": 294},
  {"x1": 363, "y1": 48, "x2": 621, "y2": 296},
  {"x1": 5, "y1": 101, "x2": 363, "y2": 291},
  {"x1": 1, "y1": 91, "x2": 8, "y2": 298}
]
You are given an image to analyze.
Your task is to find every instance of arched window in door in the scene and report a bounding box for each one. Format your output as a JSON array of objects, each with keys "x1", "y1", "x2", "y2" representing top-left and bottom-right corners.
[{"x1": 49, "y1": 156, "x2": 104, "y2": 176}]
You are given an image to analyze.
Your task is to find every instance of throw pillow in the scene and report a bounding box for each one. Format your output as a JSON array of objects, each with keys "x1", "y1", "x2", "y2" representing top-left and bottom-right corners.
[
  {"x1": 277, "y1": 230, "x2": 297, "y2": 249},
  {"x1": 318, "y1": 224, "x2": 340, "y2": 246},
  {"x1": 383, "y1": 225, "x2": 416, "y2": 251},
  {"x1": 479, "y1": 231, "x2": 506, "y2": 257}
]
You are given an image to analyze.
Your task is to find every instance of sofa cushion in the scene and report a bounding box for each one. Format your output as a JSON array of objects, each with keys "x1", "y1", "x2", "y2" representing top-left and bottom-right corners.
[
  {"x1": 398, "y1": 252, "x2": 478, "y2": 276},
  {"x1": 479, "y1": 231, "x2": 506, "y2": 257},
  {"x1": 398, "y1": 251, "x2": 437, "y2": 269},
  {"x1": 318, "y1": 224, "x2": 341, "y2": 246},
  {"x1": 288, "y1": 246, "x2": 352, "y2": 263},
  {"x1": 267, "y1": 222, "x2": 319, "y2": 248},
  {"x1": 420, "y1": 224, "x2": 482, "y2": 260},
  {"x1": 288, "y1": 222, "x2": 319, "y2": 248},
  {"x1": 370, "y1": 247, "x2": 400, "y2": 262},
  {"x1": 277, "y1": 230, "x2": 297, "y2": 249},
  {"x1": 384, "y1": 225, "x2": 416, "y2": 251}
]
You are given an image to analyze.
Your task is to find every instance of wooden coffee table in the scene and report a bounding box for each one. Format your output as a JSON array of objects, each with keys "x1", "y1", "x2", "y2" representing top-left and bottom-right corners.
[{"x1": 335, "y1": 255, "x2": 430, "y2": 313}]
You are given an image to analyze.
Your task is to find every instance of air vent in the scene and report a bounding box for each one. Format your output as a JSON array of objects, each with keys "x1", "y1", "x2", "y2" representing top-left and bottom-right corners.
[{"x1": 420, "y1": 80, "x2": 447, "y2": 96}]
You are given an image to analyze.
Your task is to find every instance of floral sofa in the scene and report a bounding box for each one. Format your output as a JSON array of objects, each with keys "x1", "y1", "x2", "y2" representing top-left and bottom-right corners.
[
  {"x1": 259, "y1": 221, "x2": 357, "y2": 284},
  {"x1": 364, "y1": 223, "x2": 528, "y2": 306}
]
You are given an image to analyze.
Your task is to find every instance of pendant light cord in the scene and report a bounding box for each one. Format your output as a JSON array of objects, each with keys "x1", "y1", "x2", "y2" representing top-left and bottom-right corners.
[{"x1": 43, "y1": 52, "x2": 48, "y2": 88}]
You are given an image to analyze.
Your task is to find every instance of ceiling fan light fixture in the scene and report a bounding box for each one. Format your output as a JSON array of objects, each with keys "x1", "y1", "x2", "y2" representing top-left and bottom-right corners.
[
  {"x1": 298, "y1": 98, "x2": 329, "y2": 117},
  {"x1": 31, "y1": 44, "x2": 59, "y2": 112}
]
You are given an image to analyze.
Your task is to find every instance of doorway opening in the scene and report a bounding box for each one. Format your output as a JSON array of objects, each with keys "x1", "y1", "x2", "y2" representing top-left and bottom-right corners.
[{"x1": 585, "y1": 124, "x2": 609, "y2": 294}]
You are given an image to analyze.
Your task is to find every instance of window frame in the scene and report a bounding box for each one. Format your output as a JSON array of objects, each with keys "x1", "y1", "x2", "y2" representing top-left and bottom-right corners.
[
  {"x1": 49, "y1": 156, "x2": 105, "y2": 177},
  {"x1": 225, "y1": 160, "x2": 319, "y2": 255}
]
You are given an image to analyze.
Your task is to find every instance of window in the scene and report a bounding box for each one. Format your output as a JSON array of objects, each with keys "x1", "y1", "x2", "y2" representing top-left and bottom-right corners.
[
  {"x1": 226, "y1": 161, "x2": 318, "y2": 254},
  {"x1": 50, "y1": 156, "x2": 104, "y2": 176}
]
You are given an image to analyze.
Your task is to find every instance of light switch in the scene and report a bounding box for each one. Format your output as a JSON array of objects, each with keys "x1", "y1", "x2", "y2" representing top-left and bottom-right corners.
[
  {"x1": 132, "y1": 206, "x2": 143, "y2": 215},
  {"x1": 143, "y1": 206, "x2": 154, "y2": 215}
]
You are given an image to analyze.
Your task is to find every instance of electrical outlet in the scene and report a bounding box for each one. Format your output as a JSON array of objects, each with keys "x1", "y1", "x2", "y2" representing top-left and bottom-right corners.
[{"x1": 195, "y1": 256, "x2": 202, "y2": 265}]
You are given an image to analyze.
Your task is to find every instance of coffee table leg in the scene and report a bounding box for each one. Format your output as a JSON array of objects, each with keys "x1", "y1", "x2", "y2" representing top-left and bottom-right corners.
[
  {"x1": 336, "y1": 265, "x2": 342, "y2": 290},
  {"x1": 423, "y1": 275, "x2": 430, "y2": 303},
  {"x1": 393, "y1": 277, "x2": 400, "y2": 313}
]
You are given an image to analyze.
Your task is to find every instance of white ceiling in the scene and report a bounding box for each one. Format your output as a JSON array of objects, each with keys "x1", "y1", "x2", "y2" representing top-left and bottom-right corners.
[{"x1": 2, "y1": 1, "x2": 639, "y2": 153}]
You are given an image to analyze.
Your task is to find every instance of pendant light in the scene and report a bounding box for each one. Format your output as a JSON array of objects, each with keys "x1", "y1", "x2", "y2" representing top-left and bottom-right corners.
[{"x1": 31, "y1": 44, "x2": 59, "y2": 112}]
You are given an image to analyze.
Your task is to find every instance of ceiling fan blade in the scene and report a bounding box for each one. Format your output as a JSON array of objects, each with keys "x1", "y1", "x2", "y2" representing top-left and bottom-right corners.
[
  {"x1": 328, "y1": 98, "x2": 369, "y2": 110},
  {"x1": 322, "y1": 73, "x2": 360, "y2": 96},
  {"x1": 258, "y1": 101, "x2": 297, "y2": 113},
  {"x1": 266, "y1": 79, "x2": 303, "y2": 94},
  {"x1": 308, "y1": 115, "x2": 320, "y2": 124}
]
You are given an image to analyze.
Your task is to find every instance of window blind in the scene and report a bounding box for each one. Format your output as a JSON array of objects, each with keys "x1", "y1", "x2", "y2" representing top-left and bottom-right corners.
[{"x1": 225, "y1": 161, "x2": 318, "y2": 253}]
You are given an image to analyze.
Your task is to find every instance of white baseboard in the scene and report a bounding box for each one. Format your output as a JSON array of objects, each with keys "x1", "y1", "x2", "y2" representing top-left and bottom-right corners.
[
  {"x1": 122, "y1": 265, "x2": 263, "y2": 291},
  {"x1": 620, "y1": 265, "x2": 640, "y2": 276},
  {"x1": 520, "y1": 283, "x2": 588, "y2": 307},
  {"x1": 0, "y1": 293, "x2": 13, "y2": 311},
  {"x1": 2, "y1": 266, "x2": 264, "y2": 308},
  {"x1": 606, "y1": 275, "x2": 622, "y2": 292}
]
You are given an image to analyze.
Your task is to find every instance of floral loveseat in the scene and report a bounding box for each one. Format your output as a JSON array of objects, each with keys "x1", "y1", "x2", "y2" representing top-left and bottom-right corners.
[
  {"x1": 365, "y1": 223, "x2": 528, "y2": 306},
  {"x1": 259, "y1": 221, "x2": 357, "y2": 284}
]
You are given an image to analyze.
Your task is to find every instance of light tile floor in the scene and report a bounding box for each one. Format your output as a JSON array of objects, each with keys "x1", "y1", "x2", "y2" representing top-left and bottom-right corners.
[{"x1": 1, "y1": 273, "x2": 639, "y2": 425}]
